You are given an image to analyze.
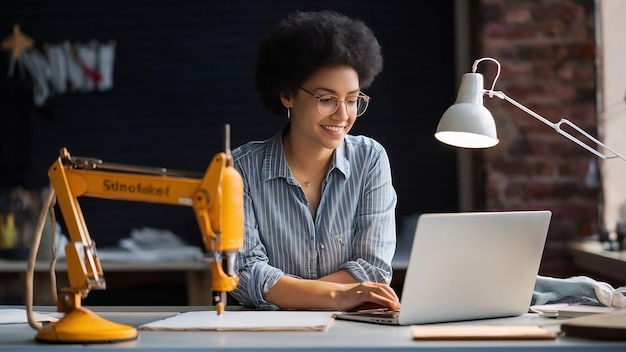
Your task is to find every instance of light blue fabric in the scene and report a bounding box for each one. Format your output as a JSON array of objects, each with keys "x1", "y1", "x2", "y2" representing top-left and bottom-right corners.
[
  {"x1": 532, "y1": 275, "x2": 626, "y2": 307},
  {"x1": 229, "y1": 125, "x2": 397, "y2": 310}
]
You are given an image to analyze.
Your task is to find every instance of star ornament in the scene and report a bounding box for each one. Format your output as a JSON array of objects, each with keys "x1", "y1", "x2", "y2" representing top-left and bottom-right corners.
[{"x1": 2, "y1": 24, "x2": 34, "y2": 60}]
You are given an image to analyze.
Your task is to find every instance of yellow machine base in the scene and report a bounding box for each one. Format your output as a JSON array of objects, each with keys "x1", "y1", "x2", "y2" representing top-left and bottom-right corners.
[{"x1": 35, "y1": 306, "x2": 137, "y2": 344}]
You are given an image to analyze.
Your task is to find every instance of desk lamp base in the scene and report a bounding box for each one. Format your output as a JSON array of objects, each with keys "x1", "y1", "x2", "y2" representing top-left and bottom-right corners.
[{"x1": 35, "y1": 306, "x2": 137, "y2": 344}]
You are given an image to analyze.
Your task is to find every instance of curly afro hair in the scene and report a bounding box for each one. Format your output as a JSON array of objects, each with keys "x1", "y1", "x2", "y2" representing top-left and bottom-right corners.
[{"x1": 255, "y1": 10, "x2": 383, "y2": 115}]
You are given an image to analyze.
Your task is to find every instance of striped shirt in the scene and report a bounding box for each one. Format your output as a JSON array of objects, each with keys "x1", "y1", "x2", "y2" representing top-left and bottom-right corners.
[{"x1": 230, "y1": 125, "x2": 397, "y2": 310}]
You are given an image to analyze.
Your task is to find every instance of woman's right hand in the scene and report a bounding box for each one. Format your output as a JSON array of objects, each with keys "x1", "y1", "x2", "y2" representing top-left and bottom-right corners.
[{"x1": 335, "y1": 282, "x2": 400, "y2": 312}]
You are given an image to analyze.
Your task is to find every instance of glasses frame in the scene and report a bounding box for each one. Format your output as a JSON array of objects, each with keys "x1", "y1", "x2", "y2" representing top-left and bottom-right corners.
[{"x1": 298, "y1": 87, "x2": 371, "y2": 117}]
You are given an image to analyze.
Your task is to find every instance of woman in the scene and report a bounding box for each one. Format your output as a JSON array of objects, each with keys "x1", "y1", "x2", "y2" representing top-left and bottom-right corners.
[{"x1": 230, "y1": 10, "x2": 400, "y2": 311}]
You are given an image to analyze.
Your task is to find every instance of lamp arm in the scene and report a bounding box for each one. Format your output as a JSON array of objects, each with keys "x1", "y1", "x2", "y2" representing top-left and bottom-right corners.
[{"x1": 487, "y1": 90, "x2": 626, "y2": 161}]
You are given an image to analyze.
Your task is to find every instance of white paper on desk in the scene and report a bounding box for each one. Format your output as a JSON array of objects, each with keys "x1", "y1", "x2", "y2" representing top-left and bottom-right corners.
[
  {"x1": 531, "y1": 303, "x2": 624, "y2": 318},
  {"x1": 139, "y1": 310, "x2": 335, "y2": 331}
]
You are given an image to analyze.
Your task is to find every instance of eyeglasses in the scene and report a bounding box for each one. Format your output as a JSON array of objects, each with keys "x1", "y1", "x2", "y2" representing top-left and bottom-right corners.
[{"x1": 298, "y1": 87, "x2": 370, "y2": 117}]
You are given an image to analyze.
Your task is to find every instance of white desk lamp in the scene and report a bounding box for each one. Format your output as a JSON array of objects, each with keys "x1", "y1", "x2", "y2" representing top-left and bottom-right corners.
[{"x1": 435, "y1": 57, "x2": 626, "y2": 161}]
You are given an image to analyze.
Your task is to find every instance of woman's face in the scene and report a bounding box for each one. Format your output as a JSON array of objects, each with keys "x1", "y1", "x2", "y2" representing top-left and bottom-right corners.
[{"x1": 286, "y1": 65, "x2": 361, "y2": 152}]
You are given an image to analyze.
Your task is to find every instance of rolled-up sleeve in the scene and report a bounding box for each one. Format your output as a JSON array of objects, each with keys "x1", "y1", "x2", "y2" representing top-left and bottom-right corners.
[{"x1": 230, "y1": 188, "x2": 283, "y2": 310}]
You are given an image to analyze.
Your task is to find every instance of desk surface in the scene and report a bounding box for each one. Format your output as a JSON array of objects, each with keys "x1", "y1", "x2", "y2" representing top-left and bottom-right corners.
[
  {"x1": 0, "y1": 259, "x2": 213, "y2": 306},
  {"x1": 568, "y1": 240, "x2": 626, "y2": 284},
  {"x1": 0, "y1": 258, "x2": 210, "y2": 272},
  {"x1": 2, "y1": 306, "x2": 626, "y2": 351}
]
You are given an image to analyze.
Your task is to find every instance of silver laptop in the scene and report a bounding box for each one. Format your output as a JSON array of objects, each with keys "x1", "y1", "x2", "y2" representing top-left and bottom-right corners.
[{"x1": 335, "y1": 210, "x2": 552, "y2": 325}]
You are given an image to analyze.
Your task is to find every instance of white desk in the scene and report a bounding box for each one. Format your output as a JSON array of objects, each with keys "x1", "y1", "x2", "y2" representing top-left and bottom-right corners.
[
  {"x1": 0, "y1": 259, "x2": 212, "y2": 306},
  {"x1": 568, "y1": 241, "x2": 626, "y2": 284},
  {"x1": 1, "y1": 305, "x2": 625, "y2": 351}
]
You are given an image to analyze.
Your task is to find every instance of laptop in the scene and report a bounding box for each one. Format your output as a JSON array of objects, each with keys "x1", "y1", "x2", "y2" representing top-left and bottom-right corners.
[{"x1": 335, "y1": 210, "x2": 552, "y2": 325}]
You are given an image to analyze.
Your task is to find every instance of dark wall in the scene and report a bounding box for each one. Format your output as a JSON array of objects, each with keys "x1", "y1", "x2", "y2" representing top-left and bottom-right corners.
[{"x1": 1, "y1": 0, "x2": 458, "y2": 248}]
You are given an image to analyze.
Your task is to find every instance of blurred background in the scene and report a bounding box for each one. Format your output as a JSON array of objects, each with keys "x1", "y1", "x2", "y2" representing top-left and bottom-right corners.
[{"x1": 1, "y1": 0, "x2": 624, "y2": 305}]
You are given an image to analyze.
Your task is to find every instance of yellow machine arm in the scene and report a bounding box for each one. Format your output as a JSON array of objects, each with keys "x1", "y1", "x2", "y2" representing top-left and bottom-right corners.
[{"x1": 34, "y1": 125, "x2": 243, "y2": 343}]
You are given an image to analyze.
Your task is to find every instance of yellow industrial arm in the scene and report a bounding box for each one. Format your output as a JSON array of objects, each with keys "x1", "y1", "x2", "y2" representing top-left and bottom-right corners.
[{"x1": 28, "y1": 125, "x2": 243, "y2": 343}]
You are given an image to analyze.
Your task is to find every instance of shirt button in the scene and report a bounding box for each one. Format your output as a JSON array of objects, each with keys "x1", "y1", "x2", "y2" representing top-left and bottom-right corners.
[{"x1": 320, "y1": 244, "x2": 325, "y2": 249}]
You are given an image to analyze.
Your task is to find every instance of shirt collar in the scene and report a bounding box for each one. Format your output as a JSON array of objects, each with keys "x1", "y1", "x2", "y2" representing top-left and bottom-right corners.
[
  {"x1": 261, "y1": 123, "x2": 350, "y2": 182},
  {"x1": 262, "y1": 126, "x2": 290, "y2": 183}
]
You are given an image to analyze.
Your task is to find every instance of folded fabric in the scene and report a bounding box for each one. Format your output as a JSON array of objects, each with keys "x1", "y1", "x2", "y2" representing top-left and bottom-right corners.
[{"x1": 532, "y1": 275, "x2": 626, "y2": 308}]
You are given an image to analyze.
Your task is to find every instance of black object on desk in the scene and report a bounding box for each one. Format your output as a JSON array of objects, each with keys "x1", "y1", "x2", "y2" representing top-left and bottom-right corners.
[{"x1": 561, "y1": 310, "x2": 626, "y2": 340}]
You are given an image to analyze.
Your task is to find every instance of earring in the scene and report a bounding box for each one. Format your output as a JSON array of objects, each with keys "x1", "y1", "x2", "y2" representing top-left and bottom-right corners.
[{"x1": 287, "y1": 108, "x2": 291, "y2": 119}]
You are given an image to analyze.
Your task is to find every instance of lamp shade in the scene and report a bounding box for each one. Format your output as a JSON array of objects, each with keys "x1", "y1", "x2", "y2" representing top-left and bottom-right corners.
[{"x1": 435, "y1": 73, "x2": 499, "y2": 148}]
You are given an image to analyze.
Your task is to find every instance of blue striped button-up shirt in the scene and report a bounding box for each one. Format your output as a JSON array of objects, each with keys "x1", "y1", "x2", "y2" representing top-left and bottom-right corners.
[{"x1": 230, "y1": 126, "x2": 397, "y2": 310}]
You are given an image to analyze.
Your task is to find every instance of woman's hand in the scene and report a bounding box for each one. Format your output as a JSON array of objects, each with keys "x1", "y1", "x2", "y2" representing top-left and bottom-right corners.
[
  {"x1": 264, "y1": 276, "x2": 400, "y2": 311},
  {"x1": 335, "y1": 282, "x2": 400, "y2": 312}
]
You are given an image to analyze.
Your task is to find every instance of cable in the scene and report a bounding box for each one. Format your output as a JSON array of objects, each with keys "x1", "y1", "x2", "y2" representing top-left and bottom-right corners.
[{"x1": 25, "y1": 186, "x2": 56, "y2": 331}]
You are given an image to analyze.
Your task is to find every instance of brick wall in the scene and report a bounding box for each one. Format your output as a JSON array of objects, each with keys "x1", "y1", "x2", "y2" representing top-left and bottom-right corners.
[{"x1": 475, "y1": 0, "x2": 599, "y2": 277}]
